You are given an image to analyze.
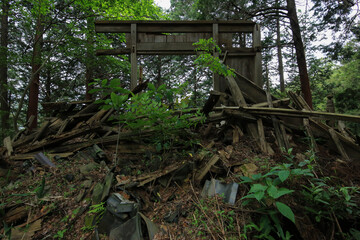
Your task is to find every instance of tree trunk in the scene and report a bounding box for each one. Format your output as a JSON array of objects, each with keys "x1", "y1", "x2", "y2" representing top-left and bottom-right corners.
[
  {"x1": 27, "y1": 15, "x2": 43, "y2": 130},
  {"x1": 85, "y1": 16, "x2": 94, "y2": 100},
  {"x1": 286, "y1": 0, "x2": 313, "y2": 108},
  {"x1": 155, "y1": 56, "x2": 163, "y2": 88},
  {"x1": 276, "y1": 14, "x2": 285, "y2": 93},
  {"x1": 0, "y1": 0, "x2": 10, "y2": 139}
]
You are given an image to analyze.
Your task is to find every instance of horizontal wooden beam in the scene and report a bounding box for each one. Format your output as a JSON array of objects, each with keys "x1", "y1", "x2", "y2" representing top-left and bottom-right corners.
[
  {"x1": 236, "y1": 106, "x2": 360, "y2": 123},
  {"x1": 95, "y1": 20, "x2": 256, "y2": 33},
  {"x1": 96, "y1": 47, "x2": 257, "y2": 56}
]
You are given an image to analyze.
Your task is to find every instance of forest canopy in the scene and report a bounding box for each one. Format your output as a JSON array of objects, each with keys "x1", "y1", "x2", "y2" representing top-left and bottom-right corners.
[{"x1": 0, "y1": 0, "x2": 359, "y2": 137}]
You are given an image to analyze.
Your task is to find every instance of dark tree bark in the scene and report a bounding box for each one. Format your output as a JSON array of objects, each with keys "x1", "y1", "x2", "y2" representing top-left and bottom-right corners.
[
  {"x1": 27, "y1": 15, "x2": 43, "y2": 130},
  {"x1": 85, "y1": 16, "x2": 95, "y2": 100},
  {"x1": 286, "y1": 0, "x2": 313, "y2": 108},
  {"x1": 1, "y1": 0, "x2": 10, "y2": 138},
  {"x1": 276, "y1": 14, "x2": 285, "y2": 93},
  {"x1": 155, "y1": 56, "x2": 163, "y2": 88}
]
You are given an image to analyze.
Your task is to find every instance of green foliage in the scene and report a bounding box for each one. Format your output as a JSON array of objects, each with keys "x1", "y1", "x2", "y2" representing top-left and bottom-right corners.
[
  {"x1": 190, "y1": 197, "x2": 238, "y2": 239},
  {"x1": 91, "y1": 79, "x2": 205, "y2": 151},
  {"x1": 88, "y1": 202, "x2": 105, "y2": 214},
  {"x1": 82, "y1": 202, "x2": 106, "y2": 232},
  {"x1": 54, "y1": 229, "x2": 67, "y2": 239},
  {"x1": 301, "y1": 177, "x2": 360, "y2": 223},
  {"x1": 326, "y1": 41, "x2": 360, "y2": 134},
  {"x1": 193, "y1": 38, "x2": 235, "y2": 77},
  {"x1": 35, "y1": 176, "x2": 46, "y2": 199},
  {"x1": 240, "y1": 149, "x2": 315, "y2": 239}
]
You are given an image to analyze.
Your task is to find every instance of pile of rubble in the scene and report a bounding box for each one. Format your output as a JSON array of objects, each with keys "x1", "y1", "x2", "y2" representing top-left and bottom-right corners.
[{"x1": 1, "y1": 73, "x2": 359, "y2": 239}]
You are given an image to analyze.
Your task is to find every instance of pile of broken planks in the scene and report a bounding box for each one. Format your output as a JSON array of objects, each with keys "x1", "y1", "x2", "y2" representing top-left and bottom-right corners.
[
  {"x1": 201, "y1": 72, "x2": 360, "y2": 161},
  {"x1": 0, "y1": 72, "x2": 359, "y2": 169},
  {"x1": 0, "y1": 73, "x2": 359, "y2": 173},
  {"x1": 0, "y1": 73, "x2": 359, "y2": 239},
  {"x1": 0, "y1": 81, "x2": 153, "y2": 165}
]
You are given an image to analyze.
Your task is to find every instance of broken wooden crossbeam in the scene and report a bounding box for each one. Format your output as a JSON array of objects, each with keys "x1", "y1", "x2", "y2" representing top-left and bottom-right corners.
[
  {"x1": 50, "y1": 130, "x2": 155, "y2": 153},
  {"x1": 18, "y1": 125, "x2": 101, "y2": 153},
  {"x1": 329, "y1": 128, "x2": 351, "y2": 161},
  {"x1": 223, "y1": 106, "x2": 360, "y2": 123},
  {"x1": 201, "y1": 91, "x2": 223, "y2": 116},
  {"x1": 252, "y1": 98, "x2": 290, "y2": 108},
  {"x1": 226, "y1": 75, "x2": 247, "y2": 107}
]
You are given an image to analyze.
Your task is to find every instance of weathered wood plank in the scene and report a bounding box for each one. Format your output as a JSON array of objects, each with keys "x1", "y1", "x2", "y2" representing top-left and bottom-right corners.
[
  {"x1": 303, "y1": 118, "x2": 319, "y2": 152},
  {"x1": 226, "y1": 75, "x2": 247, "y2": 107},
  {"x1": 33, "y1": 121, "x2": 51, "y2": 142},
  {"x1": 240, "y1": 106, "x2": 360, "y2": 123},
  {"x1": 95, "y1": 20, "x2": 255, "y2": 33},
  {"x1": 329, "y1": 128, "x2": 351, "y2": 161},
  {"x1": 257, "y1": 119, "x2": 267, "y2": 153},
  {"x1": 252, "y1": 98, "x2": 290, "y2": 108},
  {"x1": 19, "y1": 125, "x2": 101, "y2": 154},
  {"x1": 195, "y1": 154, "x2": 220, "y2": 183},
  {"x1": 3, "y1": 136, "x2": 13, "y2": 156}
]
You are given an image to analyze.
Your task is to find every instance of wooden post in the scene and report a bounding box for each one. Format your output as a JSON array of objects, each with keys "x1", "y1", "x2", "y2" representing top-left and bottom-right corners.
[
  {"x1": 303, "y1": 118, "x2": 319, "y2": 152},
  {"x1": 253, "y1": 24, "x2": 262, "y2": 88},
  {"x1": 266, "y1": 91, "x2": 289, "y2": 151},
  {"x1": 329, "y1": 128, "x2": 351, "y2": 161},
  {"x1": 257, "y1": 119, "x2": 267, "y2": 153},
  {"x1": 212, "y1": 23, "x2": 220, "y2": 91},
  {"x1": 130, "y1": 23, "x2": 137, "y2": 90},
  {"x1": 226, "y1": 75, "x2": 246, "y2": 107}
]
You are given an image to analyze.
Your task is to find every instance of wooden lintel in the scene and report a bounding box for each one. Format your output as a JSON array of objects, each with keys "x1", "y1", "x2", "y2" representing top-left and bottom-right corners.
[
  {"x1": 95, "y1": 20, "x2": 256, "y2": 34},
  {"x1": 96, "y1": 48, "x2": 257, "y2": 56}
]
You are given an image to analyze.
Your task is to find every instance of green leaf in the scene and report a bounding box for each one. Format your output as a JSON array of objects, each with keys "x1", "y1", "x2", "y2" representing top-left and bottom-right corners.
[
  {"x1": 251, "y1": 173, "x2": 262, "y2": 181},
  {"x1": 110, "y1": 92, "x2": 119, "y2": 108},
  {"x1": 148, "y1": 83, "x2": 156, "y2": 91},
  {"x1": 254, "y1": 191, "x2": 265, "y2": 202},
  {"x1": 249, "y1": 184, "x2": 267, "y2": 193},
  {"x1": 278, "y1": 170, "x2": 290, "y2": 182},
  {"x1": 267, "y1": 185, "x2": 278, "y2": 199},
  {"x1": 109, "y1": 78, "x2": 121, "y2": 88},
  {"x1": 275, "y1": 202, "x2": 295, "y2": 223},
  {"x1": 276, "y1": 188, "x2": 294, "y2": 198},
  {"x1": 240, "y1": 176, "x2": 253, "y2": 183}
]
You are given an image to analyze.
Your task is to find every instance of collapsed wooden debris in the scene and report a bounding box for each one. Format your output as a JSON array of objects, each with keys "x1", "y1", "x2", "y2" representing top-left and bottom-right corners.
[
  {"x1": 1, "y1": 73, "x2": 359, "y2": 171},
  {"x1": 0, "y1": 74, "x2": 359, "y2": 239}
]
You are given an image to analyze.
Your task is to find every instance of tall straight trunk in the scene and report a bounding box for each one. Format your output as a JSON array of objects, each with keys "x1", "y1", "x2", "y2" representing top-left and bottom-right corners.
[
  {"x1": 155, "y1": 56, "x2": 162, "y2": 88},
  {"x1": 85, "y1": 16, "x2": 95, "y2": 100},
  {"x1": 27, "y1": 15, "x2": 43, "y2": 130},
  {"x1": 286, "y1": 0, "x2": 312, "y2": 108},
  {"x1": 276, "y1": 15, "x2": 285, "y2": 93},
  {"x1": 45, "y1": 67, "x2": 51, "y2": 103},
  {"x1": 0, "y1": 0, "x2": 10, "y2": 138}
]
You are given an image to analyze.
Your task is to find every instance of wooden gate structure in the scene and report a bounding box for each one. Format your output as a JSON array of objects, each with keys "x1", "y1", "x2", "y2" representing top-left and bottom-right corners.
[{"x1": 95, "y1": 20, "x2": 262, "y2": 91}]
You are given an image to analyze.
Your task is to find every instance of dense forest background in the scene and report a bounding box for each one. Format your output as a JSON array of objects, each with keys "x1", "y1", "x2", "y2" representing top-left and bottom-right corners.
[{"x1": 0, "y1": 0, "x2": 359, "y2": 139}]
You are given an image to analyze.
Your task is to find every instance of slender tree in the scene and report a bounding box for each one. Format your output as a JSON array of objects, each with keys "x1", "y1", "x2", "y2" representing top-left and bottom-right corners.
[
  {"x1": 0, "y1": 0, "x2": 10, "y2": 138},
  {"x1": 85, "y1": 15, "x2": 95, "y2": 100},
  {"x1": 286, "y1": 0, "x2": 312, "y2": 108},
  {"x1": 276, "y1": 6, "x2": 285, "y2": 92},
  {"x1": 27, "y1": 9, "x2": 43, "y2": 130}
]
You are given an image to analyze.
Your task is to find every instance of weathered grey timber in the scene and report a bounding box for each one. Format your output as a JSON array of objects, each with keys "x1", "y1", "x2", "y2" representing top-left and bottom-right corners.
[{"x1": 95, "y1": 20, "x2": 262, "y2": 90}]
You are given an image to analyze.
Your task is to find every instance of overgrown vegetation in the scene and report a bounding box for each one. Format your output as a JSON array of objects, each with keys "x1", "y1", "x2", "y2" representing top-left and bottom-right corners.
[{"x1": 90, "y1": 79, "x2": 205, "y2": 152}]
